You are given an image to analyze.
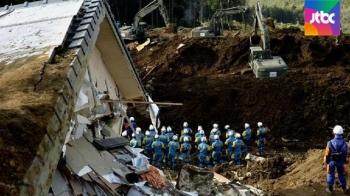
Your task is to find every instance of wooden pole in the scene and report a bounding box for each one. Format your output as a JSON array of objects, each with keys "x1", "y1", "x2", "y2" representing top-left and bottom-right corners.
[{"x1": 100, "y1": 99, "x2": 183, "y2": 106}]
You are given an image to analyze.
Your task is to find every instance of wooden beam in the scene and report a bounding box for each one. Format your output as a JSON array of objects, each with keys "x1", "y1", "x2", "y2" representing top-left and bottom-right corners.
[{"x1": 100, "y1": 99, "x2": 183, "y2": 106}]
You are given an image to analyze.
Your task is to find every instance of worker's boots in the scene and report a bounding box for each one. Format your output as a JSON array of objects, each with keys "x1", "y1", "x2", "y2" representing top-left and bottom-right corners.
[
  {"x1": 342, "y1": 185, "x2": 349, "y2": 194},
  {"x1": 326, "y1": 186, "x2": 333, "y2": 195}
]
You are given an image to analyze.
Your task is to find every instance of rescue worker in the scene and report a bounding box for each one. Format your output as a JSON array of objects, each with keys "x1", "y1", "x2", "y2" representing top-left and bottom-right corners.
[
  {"x1": 211, "y1": 135, "x2": 223, "y2": 165},
  {"x1": 152, "y1": 134, "x2": 164, "y2": 168},
  {"x1": 195, "y1": 129, "x2": 205, "y2": 149},
  {"x1": 159, "y1": 126, "x2": 170, "y2": 160},
  {"x1": 168, "y1": 135, "x2": 180, "y2": 170},
  {"x1": 142, "y1": 131, "x2": 154, "y2": 160},
  {"x1": 149, "y1": 124, "x2": 157, "y2": 139},
  {"x1": 225, "y1": 131, "x2": 236, "y2": 161},
  {"x1": 242, "y1": 123, "x2": 252, "y2": 156},
  {"x1": 225, "y1": 125, "x2": 235, "y2": 139},
  {"x1": 127, "y1": 117, "x2": 137, "y2": 140},
  {"x1": 324, "y1": 125, "x2": 349, "y2": 194},
  {"x1": 167, "y1": 126, "x2": 174, "y2": 141},
  {"x1": 232, "y1": 133, "x2": 245, "y2": 165},
  {"x1": 180, "y1": 129, "x2": 192, "y2": 143},
  {"x1": 211, "y1": 123, "x2": 221, "y2": 136},
  {"x1": 256, "y1": 122, "x2": 267, "y2": 155},
  {"x1": 136, "y1": 127, "x2": 144, "y2": 148},
  {"x1": 180, "y1": 136, "x2": 192, "y2": 165},
  {"x1": 116, "y1": 21, "x2": 121, "y2": 28},
  {"x1": 195, "y1": 126, "x2": 203, "y2": 140},
  {"x1": 209, "y1": 128, "x2": 217, "y2": 144},
  {"x1": 198, "y1": 137, "x2": 212, "y2": 169},
  {"x1": 145, "y1": 77, "x2": 155, "y2": 97},
  {"x1": 129, "y1": 117, "x2": 137, "y2": 129},
  {"x1": 129, "y1": 133, "x2": 138, "y2": 148},
  {"x1": 181, "y1": 122, "x2": 192, "y2": 135},
  {"x1": 122, "y1": 130, "x2": 128, "y2": 140}
]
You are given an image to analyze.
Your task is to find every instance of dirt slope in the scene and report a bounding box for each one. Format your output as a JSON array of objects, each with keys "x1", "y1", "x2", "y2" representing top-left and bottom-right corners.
[{"x1": 130, "y1": 28, "x2": 350, "y2": 149}]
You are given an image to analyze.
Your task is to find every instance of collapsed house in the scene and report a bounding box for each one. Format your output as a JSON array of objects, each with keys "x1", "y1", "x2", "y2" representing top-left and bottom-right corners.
[{"x1": 0, "y1": 0, "x2": 267, "y2": 195}]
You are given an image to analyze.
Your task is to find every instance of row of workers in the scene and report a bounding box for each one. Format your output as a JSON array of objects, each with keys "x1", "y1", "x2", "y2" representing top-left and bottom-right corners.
[{"x1": 126, "y1": 122, "x2": 267, "y2": 169}]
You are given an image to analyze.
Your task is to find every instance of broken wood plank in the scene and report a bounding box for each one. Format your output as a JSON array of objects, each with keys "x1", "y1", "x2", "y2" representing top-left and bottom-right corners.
[{"x1": 100, "y1": 99, "x2": 183, "y2": 106}]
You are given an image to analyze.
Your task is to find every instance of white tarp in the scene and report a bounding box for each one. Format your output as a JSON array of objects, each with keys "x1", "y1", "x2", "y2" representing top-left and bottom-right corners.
[{"x1": 147, "y1": 95, "x2": 161, "y2": 129}]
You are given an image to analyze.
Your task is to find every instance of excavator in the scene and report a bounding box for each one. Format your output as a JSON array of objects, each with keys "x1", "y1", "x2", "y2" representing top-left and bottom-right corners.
[
  {"x1": 247, "y1": 2, "x2": 288, "y2": 78},
  {"x1": 191, "y1": 6, "x2": 249, "y2": 38},
  {"x1": 119, "y1": 0, "x2": 169, "y2": 41}
]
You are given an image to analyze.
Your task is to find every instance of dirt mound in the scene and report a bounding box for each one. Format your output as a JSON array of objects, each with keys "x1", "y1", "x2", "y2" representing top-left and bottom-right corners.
[
  {"x1": 130, "y1": 29, "x2": 350, "y2": 149},
  {"x1": 0, "y1": 51, "x2": 73, "y2": 194}
]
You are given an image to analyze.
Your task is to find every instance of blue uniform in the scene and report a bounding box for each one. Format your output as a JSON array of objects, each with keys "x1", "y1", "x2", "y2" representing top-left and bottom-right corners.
[
  {"x1": 232, "y1": 139, "x2": 245, "y2": 165},
  {"x1": 211, "y1": 140, "x2": 223, "y2": 165},
  {"x1": 160, "y1": 133, "x2": 170, "y2": 157},
  {"x1": 129, "y1": 138, "x2": 138, "y2": 148},
  {"x1": 168, "y1": 140, "x2": 180, "y2": 170},
  {"x1": 181, "y1": 127, "x2": 192, "y2": 135},
  {"x1": 256, "y1": 127, "x2": 267, "y2": 154},
  {"x1": 225, "y1": 129, "x2": 235, "y2": 138},
  {"x1": 195, "y1": 134, "x2": 204, "y2": 146},
  {"x1": 209, "y1": 134, "x2": 216, "y2": 145},
  {"x1": 167, "y1": 132, "x2": 174, "y2": 141},
  {"x1": 180, "y1": 134, "x2": 192, "y2": 143},
  {"x1": 242, "y1": 128, "x2": 252, "y2": 154},
  {"x1": 198, "y1": 142, "x2": 212, "y2": 168},
  {"x1": 137, "y1": 133, "x2": 144, "y2": 147},
  {"x1": 152, "y1": 139, "x2": 165, "y2": 168},
  {"x1": 225, "y1": 136, "x2": 236, "y2": 161},
  {"x1": 142, "y1": 136, "x2": 154, "y2": 160},
  {"x1": 180, "y1": 142, "x2": 192, "y2": 165},
  {"x1": 149, "y1": 129, "x2": 157, "y2": 139},
  {"x1": 324, "y1": 135, "x2": 349, "y2": 188}
]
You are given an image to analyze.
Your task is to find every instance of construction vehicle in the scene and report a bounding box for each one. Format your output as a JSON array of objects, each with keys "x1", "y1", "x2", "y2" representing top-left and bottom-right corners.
[
  {"x1": 191, "y1": 6, "x2": 248, "y2": 38},
  {"x1": 247, "y1": 2, "x2": 288, "y2": 78},
  {"x1": 119, "y1": 0, "x2": 169, "y2": 41}
]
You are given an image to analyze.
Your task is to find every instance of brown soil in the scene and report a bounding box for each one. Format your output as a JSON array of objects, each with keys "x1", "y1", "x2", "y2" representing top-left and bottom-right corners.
[
  {"x1": 130, "y1": 27, "x2": 350, "y2": 195},
  {"x1": 0, "y1": 50, "x2": 73, "y2": 195},
  {"x1": 130, "y1": 27, "x2": 350, "y2": 149}
]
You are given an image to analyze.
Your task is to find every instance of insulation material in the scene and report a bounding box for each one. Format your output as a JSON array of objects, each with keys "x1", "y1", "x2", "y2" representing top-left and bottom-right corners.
[
  {"x1": 140, "y1": 166, "x2": 168, "y2": 188},
  {"x1": 147, "y1": 95, "x2": 161, "y2": 129}
]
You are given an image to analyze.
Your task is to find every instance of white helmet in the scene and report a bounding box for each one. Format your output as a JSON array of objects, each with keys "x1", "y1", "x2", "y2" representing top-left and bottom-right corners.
[
  {"x1": 257, "y1": 122, "x2": 263, "y2": 127},
  {"x1": 122, "y1": 131, "x2": 127, "y2": 136},
  {"x1": 214, "y1": 135, "x2": 219, "y2": 140},
  {"x1": 136, "y1": 127, "x2": 141, "y2": 134},
  {"x1": 167, "y1": 126, "x2": 172, "y2": 132},
  {"x1": 161, "y1": 126, "x2": 166, "y2": 132},
  {"x1": 130, "y1": 117, "x2": 135, "y2": 121},
  {"x1": 228, "y1": 131, "x2": 233, "y2": 136},
  {"x1": 201, "y1": 137, "x2": 207, "y2": 142},
  {"x1": 211, "y1": 128, "x2": 217, "y2": 134},
  {"x1": 184, "y1": 129, "x2": 188, "y2": 134},
  {"x1": 244, "y1": 123, "x2": 250, "y2": 128},
  {"x1": 213, "y1": 123, "x2": 218, "y2": 128},
  {"x1": 183, "y1": 122, "x2": 188, "y2": 127},
  {"x1": 198, "y1": 126, "x2": 202, "y2": 131},
  {"x1": 173, "y1": 135, "x2": 178, "y2": 140},
  {"x1": 184, "y1": 136, "x2": 189, "y2": 142},
  {"x1": 235, "y1": 133, "x2": 241, "y2": 138},
  {"x1": 149, "y1": 124, "x2": 154, "y2": 130},
  {"x1": 155, "y1": 134, "x2": 159, "y2": 139},
  {"x1": 225, "y1": 125, "x2": 230, "y2": 129},
  {"x1": 132, "y1": 133, "x2": 135, "y2": 137},
  {"x1": 145, "y1": 130, "x2": 150, "y2": 136},
  {"x1": 199, "y1": 129, "x2": 204, "y2": 134},
  {"x1": 333, "y1": 125, "x2": 344, "y2": 135}
]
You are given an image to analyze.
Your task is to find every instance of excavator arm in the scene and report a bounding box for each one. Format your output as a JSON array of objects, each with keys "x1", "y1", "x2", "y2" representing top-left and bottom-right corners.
[
  {"x1": 208, "y1": 6, "x2": 249, "y2": 35},
  {"x1": 133, "y1": 0, "x2": 169, "y2": 31},
  {"x1": 251, "y1": 2, "x2": 271, "y2": 58}
]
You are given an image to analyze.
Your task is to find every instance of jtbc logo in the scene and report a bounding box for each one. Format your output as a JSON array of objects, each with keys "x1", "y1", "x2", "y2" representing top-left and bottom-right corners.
[{"x1": 310, "y1": 11, "x2": 335, "y2": 24}]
